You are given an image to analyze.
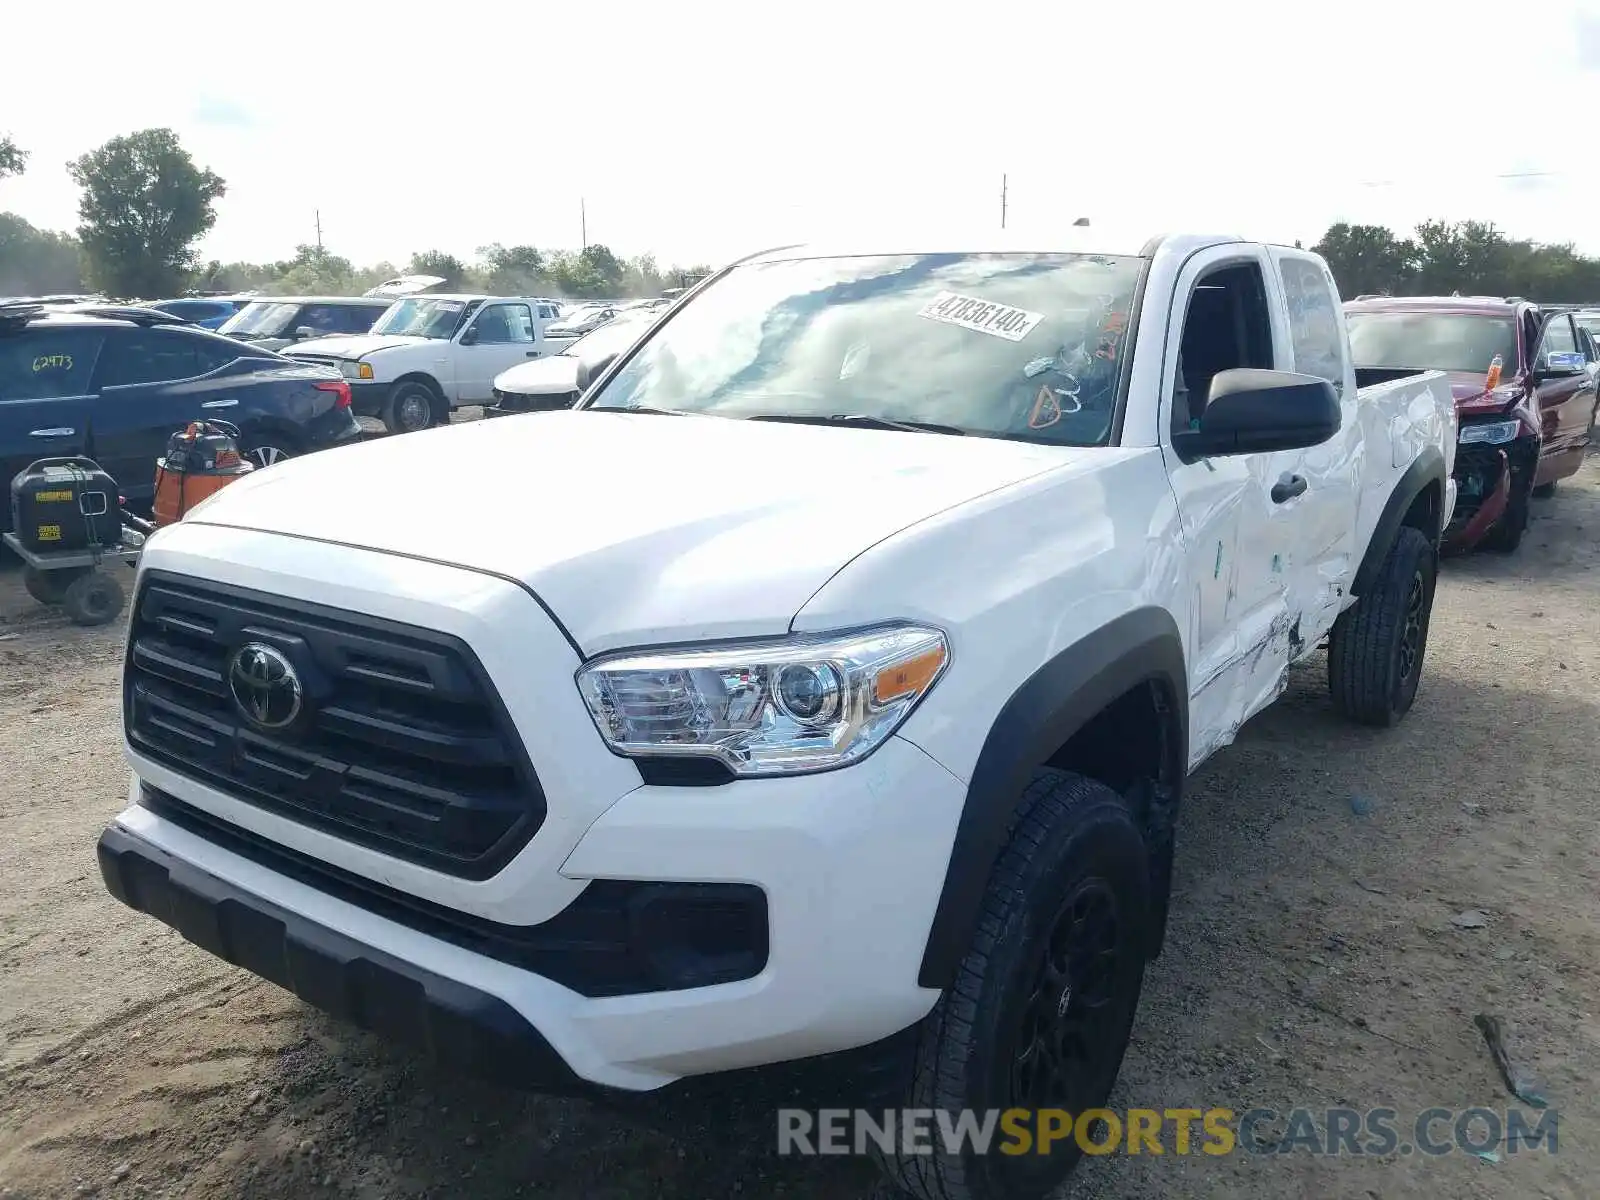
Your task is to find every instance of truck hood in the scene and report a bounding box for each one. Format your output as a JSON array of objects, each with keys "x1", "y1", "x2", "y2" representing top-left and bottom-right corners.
[
  {"x1": 178, "y1": 411, "x2": 1084, "y2": 652},
  {"x1": 288, "y1": 333, "x2": 429, "y2": 360},
  {"x1": 494, "y1": 355, "x2": 581, "y2": 395}
]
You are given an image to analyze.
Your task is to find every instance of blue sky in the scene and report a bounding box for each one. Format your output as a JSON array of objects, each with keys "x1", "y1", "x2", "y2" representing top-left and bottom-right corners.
[{"x1": 4, "y1": 0, "x2": 1600, "y2": 271}]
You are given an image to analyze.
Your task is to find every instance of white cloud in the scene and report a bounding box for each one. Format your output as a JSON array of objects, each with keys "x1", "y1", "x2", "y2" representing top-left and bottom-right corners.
[{"x1": 4, "y1": 0, "x2": 1600, "y2": 270}]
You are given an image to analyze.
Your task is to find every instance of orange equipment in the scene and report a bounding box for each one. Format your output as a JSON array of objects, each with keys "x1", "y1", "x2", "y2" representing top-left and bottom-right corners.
[{"x1": 152, "y1": 421, "x2": 254, "y2": 528}]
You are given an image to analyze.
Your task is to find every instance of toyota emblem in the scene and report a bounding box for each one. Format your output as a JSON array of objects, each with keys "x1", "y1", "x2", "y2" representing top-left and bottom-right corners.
[{"x1": 227, "y1": 642, "x2": 303, "y2": 731}]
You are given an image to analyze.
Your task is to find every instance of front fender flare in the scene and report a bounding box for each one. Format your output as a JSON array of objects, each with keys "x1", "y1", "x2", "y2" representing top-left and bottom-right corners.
[
  {"x1": 1352, "y1": 446, "x2": 1446, "y2": 597},
  {"x1": 916, "y1": 607, "x2": 1188, "y2": 989}
]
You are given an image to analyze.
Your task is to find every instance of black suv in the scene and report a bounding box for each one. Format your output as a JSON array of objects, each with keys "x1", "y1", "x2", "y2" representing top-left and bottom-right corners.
[{"x1": 0, "y1": 305, "x2": 361, "y2": 531}]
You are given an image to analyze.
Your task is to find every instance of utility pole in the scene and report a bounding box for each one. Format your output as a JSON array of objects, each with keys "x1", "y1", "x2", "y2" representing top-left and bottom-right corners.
[
  {"x1": 314, "y1": 209, "x2": 323, "y2": 253},
  {"x1": 581, "y1": 197, "x2": 587, "y2": 253},
  {"x1": 1000, "y1": 174, "x2": 1007, "y2": 230}
]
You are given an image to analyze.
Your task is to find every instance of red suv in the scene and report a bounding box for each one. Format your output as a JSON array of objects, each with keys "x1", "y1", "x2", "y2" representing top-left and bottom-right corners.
[{"x1": 1344, "y1": 296, "x2": 1598, "y2": 552}]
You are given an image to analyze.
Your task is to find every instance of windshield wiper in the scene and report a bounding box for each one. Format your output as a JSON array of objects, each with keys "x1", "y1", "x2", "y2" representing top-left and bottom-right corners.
[
  {"x1": 603, "y1": 404, "x2": 690, "y2": 416},
  {"x1": 747, "y1": 412, "x2": 966, "y2": 436}
]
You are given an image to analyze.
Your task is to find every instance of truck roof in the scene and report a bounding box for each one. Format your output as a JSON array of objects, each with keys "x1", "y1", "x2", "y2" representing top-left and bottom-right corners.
[
  {"x1": 1344, "y1": 295, "x2": 1532, "y2": 316},
  {"x1": 737, "y1": 229, "x2": 1315, "y2": 265}
]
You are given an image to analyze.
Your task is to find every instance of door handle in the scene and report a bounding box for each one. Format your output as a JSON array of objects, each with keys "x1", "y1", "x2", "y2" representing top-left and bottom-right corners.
[
  {"x1": 201, "y1": 398, "x2": 238, "y2": 408},
  {"x1": 29, "y1": 427, "x2": 75, "y2": 437},
  {"x1": 525, "y1": 350, "x2": 539, "y2": 357},
  {"x1": 1271, "y1": 474, "x2": 1308, "y2": 504}
]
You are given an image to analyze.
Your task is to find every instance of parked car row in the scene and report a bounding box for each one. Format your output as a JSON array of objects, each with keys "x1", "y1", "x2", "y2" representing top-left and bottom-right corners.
[
  {"x1": 1344, "y1": 294, "x2": 1600, "y2": 553},
  {"x1": 0, "y1": 281, "x2": 690, "y2": 516},
  {"x1": 0, "y1": 301, "x2": 361, "y2": 533}
]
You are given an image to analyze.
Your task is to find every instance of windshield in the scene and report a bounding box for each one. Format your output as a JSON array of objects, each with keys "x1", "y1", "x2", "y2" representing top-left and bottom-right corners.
[
  {"x1": 370, "y1": 297, "x2": 476, "y2": 339},
  {"x1": 1346, "y1": 311, "x2": 1519, "y2": 375},
  {"x1": 554, "y1": 305, "x2": 604, "y2": 325},
  {"x1": 219, "y1": 301, "x2": 300, "y2": 337},
  {"x1": 586, "y1": 252, "x2": 1145, "y2": 445},
  {"x1": 563, "y1": 313, "x2": 653, "y2": 363}
]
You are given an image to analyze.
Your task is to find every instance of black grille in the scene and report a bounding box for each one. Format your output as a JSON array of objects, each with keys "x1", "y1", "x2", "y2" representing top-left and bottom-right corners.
[{"x1": 123, "y1": 571, "x2": 546, "y2": 879}]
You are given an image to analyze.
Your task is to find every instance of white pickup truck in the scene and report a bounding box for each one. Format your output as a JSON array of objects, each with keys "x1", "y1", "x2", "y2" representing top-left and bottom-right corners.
[
  {"x1": 286, "y1": 293, "x2": 567, "y2": 433},
  {"x1": 98, "y1": 230, "x2": 1454, "y2": 1200}
]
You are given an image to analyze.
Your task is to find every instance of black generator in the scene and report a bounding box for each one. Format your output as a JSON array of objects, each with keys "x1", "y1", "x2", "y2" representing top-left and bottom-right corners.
[{"x1": 9, "y1": 457, "x2": 124, "y2": 554}]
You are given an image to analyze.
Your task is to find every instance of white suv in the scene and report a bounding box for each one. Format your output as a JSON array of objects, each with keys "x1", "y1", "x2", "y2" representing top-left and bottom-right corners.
[{"x1": 98, "y1": 229, "x2": 1454, "y2": 1200}]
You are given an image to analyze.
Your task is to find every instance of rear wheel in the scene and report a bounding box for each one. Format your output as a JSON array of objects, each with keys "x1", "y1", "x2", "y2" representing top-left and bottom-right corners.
[
  {"x1": 241, "y1": 433, "x2": 302, "y2": 470},
  {"x1": 874, "y1": 770, "x2": 1149, "y2": 1200},
  {"x1": 383, "y1": 382, "x2": 441, "y2": 435},
  {"x1": 1328, "y1": 525, "x2": 1436, "y2": 727}
]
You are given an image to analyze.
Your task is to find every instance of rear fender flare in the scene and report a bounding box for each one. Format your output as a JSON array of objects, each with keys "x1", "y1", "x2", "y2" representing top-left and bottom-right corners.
[
  {"x1": 916, "y1": 607, "x2": 1188, "y2": 989},
  {"x1": 1352, "y1": 447, "x2": 1446, "y2": 597}
]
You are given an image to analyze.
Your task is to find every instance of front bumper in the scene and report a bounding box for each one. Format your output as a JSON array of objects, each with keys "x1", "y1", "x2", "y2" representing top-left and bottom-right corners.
[
  {"x1": 1443, "y1": 431, "x2": 1538, "y2": 551},
  {"x1": 106, "y1": 736, "x2": 962, "y2": 1092},
  {"x1": 98, "y1": 822, "x2": 587, "y2": 1093},
  {"x1": 486, "y1": 387, "x2": 578, "y2": 417}
]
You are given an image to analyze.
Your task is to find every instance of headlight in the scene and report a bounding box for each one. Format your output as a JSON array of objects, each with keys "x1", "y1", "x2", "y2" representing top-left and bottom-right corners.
[
  {"x1": 576, "y1": 625, "x2": 950, "y2": 777},
  {"x1": 339, "y1": 360, "x2": 374, "y2": 381},
  {"x1": 1460, "y1": 419, "x2": 1519, "y2": 446}
]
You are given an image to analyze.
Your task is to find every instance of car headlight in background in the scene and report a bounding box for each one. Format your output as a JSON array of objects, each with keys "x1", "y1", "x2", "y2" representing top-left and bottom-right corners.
[
  {"x1": 1459, "y1": 419, "x2": 1519, "y2": 446},
  {"x1": 339, "y1": 360, "x2": 375, "y2": 381},
  {"x1": 576, "y1": 625, "x2": 950, "y2": 776}
]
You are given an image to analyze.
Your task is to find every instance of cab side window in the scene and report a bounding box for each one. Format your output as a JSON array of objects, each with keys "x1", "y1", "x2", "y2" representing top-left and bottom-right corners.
[
  {"x1": 470, "y1": 303, "x2": 534, "y2": 344},
  {"x1": 1278, "y1": 256, "x2": 1346, "y2": 398},
  {"x1": 1172, "y1": 262, "x2": 1274, "y2": 438}
]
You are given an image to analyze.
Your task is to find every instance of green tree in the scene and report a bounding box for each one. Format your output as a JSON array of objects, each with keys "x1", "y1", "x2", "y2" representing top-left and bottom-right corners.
[
  {"x1": 1312, "y1": 223, "x2": 1417, "y2": 297},
  {"x1": 479, "y1": 243, "x2": 546, "y2": 294},
  {"x1": 0, "y1": 214, "x2": 85, "y2": 294},
  {"x1": 406, "y1": 249, "x2": 467, "y2": 289},
  {"x1": 67, "y1": 128, "x2": 226, "y2": 298},
  {"x1": 0, "y1": 134, "x2": 27, "y2": 180}
]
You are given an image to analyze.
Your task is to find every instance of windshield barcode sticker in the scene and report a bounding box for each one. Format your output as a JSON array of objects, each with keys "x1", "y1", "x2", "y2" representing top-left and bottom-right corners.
[{"x1": 918, "y1": 292, "x2": 1044, "y2": 342}]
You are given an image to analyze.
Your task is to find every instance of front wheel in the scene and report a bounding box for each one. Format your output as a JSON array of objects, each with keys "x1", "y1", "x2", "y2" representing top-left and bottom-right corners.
[
  {"x1": 1328, "y1": 525, "x2": 1436, "y2": 727},
  {"x1": 382, "y1": 382, "x2": 441, "y2": 435},
  {"x1": 874, "y1": 770, "x2": 1149, "y2": 1200}
]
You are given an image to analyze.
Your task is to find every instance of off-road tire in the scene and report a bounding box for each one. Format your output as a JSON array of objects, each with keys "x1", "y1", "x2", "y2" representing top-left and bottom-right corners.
[
  {"x1": 1483, "y1": 475, "x2": 1532, "y2": 553},
  {"x1": 874, "y1": 770, "x2": 1150, "y2": 1200},
  {"x1": 22, "y1": 565, "x2": 86, "y2": 606},
  {"x1": 60, "y1": 570, "x2": 125, "y2": 627},
  {"x1": 383, "y1": 382, "x2": 441, "y2": 435},
  {"x1": 1328, "y1": 525, "x2": 1436, "y2": 727}
]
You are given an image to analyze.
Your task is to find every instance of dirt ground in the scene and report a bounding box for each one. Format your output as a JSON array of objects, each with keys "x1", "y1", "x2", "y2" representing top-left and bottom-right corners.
[{"x1": 2, "y1": 451, "x2": 1598, "y2": 1200}]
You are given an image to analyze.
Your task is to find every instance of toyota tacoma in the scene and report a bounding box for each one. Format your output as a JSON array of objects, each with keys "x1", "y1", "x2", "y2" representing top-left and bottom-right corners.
[{"x1": 98, "y1": 230, "x2": 1455, "y2": 1200}]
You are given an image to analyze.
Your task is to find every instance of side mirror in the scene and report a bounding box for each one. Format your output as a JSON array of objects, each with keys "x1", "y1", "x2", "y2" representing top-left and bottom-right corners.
[
  {"x1": 294, "y1": 326, "x2": 317, "y2": 340},
  {"x1": 459, "y1": 328, "x2": 478, "y2": 346},
  {"x1": 1537, "y1": 350, "x2": 1586, "y2": 378},
  {"x1": 1173, "y1": 368, "x2": 1340, "y2": 461}
]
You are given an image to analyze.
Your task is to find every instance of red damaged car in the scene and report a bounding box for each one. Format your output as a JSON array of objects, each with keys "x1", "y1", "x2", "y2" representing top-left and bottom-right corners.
[{"x1": 1344, "y1": 296, "x2": 1598, "y2": 552}]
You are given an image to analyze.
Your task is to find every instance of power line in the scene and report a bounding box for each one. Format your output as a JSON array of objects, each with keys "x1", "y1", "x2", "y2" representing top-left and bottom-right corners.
[{"x1": 1357, "y1": 169, "x2": 1564, "y2": 188}]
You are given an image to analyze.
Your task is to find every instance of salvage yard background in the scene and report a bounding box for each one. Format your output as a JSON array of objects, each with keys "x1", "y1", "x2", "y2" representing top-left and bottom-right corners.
[{"x1": 2, "y1": 445, "x2": 1597, "y2": 1200}]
